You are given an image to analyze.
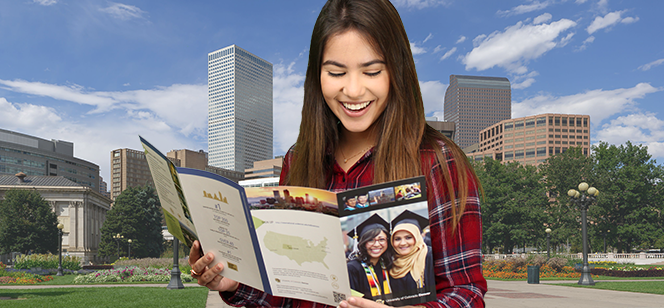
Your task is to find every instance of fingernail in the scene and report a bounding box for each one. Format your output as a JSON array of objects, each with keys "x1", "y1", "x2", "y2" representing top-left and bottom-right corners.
[
  {"x1": 217, "y1": 264, "x2": 223, "y2": 270},
  {"x1": 206, "y1": 254, "x2": 212, "y2": 261}
]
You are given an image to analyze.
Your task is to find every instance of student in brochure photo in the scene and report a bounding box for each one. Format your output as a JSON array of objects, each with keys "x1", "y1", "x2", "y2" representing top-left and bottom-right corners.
[
  {"x1": 388, "y1": 210, "x2": 435, "y2": 306},
  {"x1": 188, "y1": 0, "x2": 486, "y2": 307},
  {"x1": 346, "y1": 214, "x2": 395, "y2": 304}
]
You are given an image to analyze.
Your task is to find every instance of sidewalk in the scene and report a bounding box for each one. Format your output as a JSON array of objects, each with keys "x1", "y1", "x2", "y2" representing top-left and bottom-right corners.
[
  {"x1": 486, "y1": 279, "x2": 664, "y2": 308},
  {"x1": 3, "y1": 281, "x2": 664, "y2": 307}
]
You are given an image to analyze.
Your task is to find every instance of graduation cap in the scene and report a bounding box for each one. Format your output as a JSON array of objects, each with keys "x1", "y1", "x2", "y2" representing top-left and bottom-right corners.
[
  {"x1": 391, "y1": 210, "x2": 429, "y2": 232},
  {"x1": 347, "y1": 213, "x2": 390, "y2": 240}
]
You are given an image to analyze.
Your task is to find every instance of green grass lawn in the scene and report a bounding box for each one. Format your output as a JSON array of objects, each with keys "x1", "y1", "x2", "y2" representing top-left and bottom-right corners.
[
  {"x1": 0, "y1": 286, "x2": 209, "y2": 308},
  {"x1": 555, "y1": 281, "x2": 664, "y2": 295}
]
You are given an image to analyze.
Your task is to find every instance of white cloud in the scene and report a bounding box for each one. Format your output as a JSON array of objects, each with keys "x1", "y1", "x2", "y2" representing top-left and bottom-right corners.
[
  {"x1": 391, "y1": 0, "x2": 450, "y2": 9},
  {"x1": 587, "y1": 10, "x2": 638, "y2": 34},
  {"x1": 596, "y1": 0, "x2": 609, "y2": 13},
  {"x1": 512, "y1": 83, "x2": 661, "y2": 124},
  {"x1": 33, "y1": 0, "x2": 57, "y2": 6},
  {"x1": 456, "y1": 36, "x2": 466, "y2": 44},
  {"x1": 497, "y1": 1, "x2": 552, "y2": 17},
  {"x1": 511, "y1": 71, "x2": 539, "y2": 89},
  {"x1": 533, "y1": 13, "x2": 552, "y2": 25},
  {"x1": 423, "y1": 33, "x2": 434, "y2": 43},
  {"x1": 410, "y1": 42, "x2": 427, "y2": 55},
  {"x1": 595, "y1": 113, "x2": 664, "y2": 159},
  {"x1": 575, "y1": 0, "x2": 588, "y2": 4},
  {"x1": 576, "y1": 35, "x2": 595, "y2": 51},
  {"x1": 99, "y1": 2, "x2": 146, "y2": 20},
  {"x1": 0, "y1": 79, "x2": 207, "y2": 137},
  {"x1": 419, "y1": 80, "x2": 447, "y2": 116},
  {"x1": 638, "y1": 58, "x2": 664, "y2": 71},
  {"x1": 462, "y1": 18, "x2": 576, "y2": 73},
  {"x1": 433, "y1": 45, "x2": 445, "y2": 53},
  {"x1": 621, "y1": 16, "x2": 639, "y2": 24},
  {"x1": 440, "y1": 47, "x2": 456, "y2": 60},
  {"x1": 272, "y1": 62, "x2": 305, "y2": 155}
]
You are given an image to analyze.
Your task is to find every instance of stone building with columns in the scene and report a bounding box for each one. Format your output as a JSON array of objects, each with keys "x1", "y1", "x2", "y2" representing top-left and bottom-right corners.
[{"x1": 0, "y1": 173, "x2": 111, "y2": 264}]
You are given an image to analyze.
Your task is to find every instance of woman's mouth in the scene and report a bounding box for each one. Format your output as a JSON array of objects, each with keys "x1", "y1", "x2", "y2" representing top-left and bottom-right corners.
[{"x1": 342, "y1": 101, "x2": 372, "y2": 111}]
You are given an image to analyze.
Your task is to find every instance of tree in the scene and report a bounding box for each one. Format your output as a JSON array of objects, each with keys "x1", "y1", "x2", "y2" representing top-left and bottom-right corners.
[
  {"x1": 589, "y1": 141, "x2": 664, "y2": 253},
  {"x1": 99, "y1": 185, "x2": 164, "y2": 258},
  {"x1": 0, "y1": 189, "x2": 59, "y2": 254},
  {"x1": 539, "y1": 147, "x2": 592, "y2": 253},
  {"x1": 475, "y1": 159, "x2": 549, "y2": 254}
]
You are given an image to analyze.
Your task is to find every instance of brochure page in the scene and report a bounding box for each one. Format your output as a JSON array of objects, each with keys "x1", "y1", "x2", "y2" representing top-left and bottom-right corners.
[{"x1": 177, "y1": 168, "x2": 269, "y2": 293}]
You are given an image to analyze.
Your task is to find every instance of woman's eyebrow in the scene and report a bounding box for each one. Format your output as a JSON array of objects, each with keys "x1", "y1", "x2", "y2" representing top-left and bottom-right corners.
[{"x1": 322, "y1": 59, "x2": 385, "y2": 68}]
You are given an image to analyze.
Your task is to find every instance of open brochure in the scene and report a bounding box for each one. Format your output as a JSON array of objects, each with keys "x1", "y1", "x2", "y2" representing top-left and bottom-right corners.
[{"x1": 140, "y1": 136, "x2": 436, "y2": 306}]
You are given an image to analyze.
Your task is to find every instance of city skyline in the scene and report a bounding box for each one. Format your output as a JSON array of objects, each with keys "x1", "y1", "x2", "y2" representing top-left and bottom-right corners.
[{"x1": 0, "y1": 0, "x2": 662, "y2": 182}]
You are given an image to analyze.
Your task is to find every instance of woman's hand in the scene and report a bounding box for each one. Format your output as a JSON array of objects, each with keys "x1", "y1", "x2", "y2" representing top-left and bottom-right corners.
[
  {"x1": 188, "y1": 240, "x2": 239, "y2": 292},
  {"x1": 338, "y1": 297, "x2": 406, "y2": 308}
]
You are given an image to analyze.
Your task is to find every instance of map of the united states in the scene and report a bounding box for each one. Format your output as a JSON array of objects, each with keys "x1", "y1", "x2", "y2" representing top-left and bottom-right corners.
[{"x1": 263, "y1": 231, "x2": 329, "y2": 269}]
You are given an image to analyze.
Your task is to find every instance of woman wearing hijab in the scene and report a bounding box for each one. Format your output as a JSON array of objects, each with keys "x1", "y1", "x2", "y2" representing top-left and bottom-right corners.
[{"x1": 389, "y1": 210, "x2": 435, "y2": 306}]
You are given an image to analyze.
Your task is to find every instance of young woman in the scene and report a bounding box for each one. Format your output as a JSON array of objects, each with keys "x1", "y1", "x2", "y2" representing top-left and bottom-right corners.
[
  {"x1": 346, "y1": 214, "x2": 394, "y2": 303},
  {"x1": 189, "y1": 0, "x2": 486, "y2": 307},
  {"x1": 388, "y1": 210, "x2": 435, "y2": 306}
]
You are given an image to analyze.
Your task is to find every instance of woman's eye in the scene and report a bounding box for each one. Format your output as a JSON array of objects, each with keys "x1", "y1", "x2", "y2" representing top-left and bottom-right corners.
[
  {"x1": 328, "y1": 71, "x2": 345, "y2": 77},
  {"x1": 365, "y1": 70, "x2": 381, "y2": 77}
]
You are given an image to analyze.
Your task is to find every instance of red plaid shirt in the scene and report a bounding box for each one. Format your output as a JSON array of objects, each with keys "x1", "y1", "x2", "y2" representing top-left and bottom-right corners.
[{"x1": 221, "y1": 140, "x2": 486, "y2": 307}]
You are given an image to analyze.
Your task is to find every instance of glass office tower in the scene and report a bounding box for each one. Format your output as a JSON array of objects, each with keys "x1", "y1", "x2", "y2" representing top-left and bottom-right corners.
[
  {"x1": 208, "y1": 45, "x2": 273, "y2": 172},
  {"x1": 444, "y1": 75, "x2": 511, "y2": 149}
]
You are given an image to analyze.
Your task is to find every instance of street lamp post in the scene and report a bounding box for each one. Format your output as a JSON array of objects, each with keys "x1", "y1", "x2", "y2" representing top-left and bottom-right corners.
[
  {"x1": 56, "y1": 223, "x2": 64, "y2": 276},
  {"x1": 113, "y1": 233, "x2": 124, "y2": 259},
  {"x1": 568, "y1": 182, "x2": 599, "y2": 286},
  {"x1": 167, "y1": 237, "x2": 184, "y2": 289},
  {"x1": 127, "y1": 239, "x2": 132, "y2": 259},
  {"x1": 545, "y1": 228, "x2": 552, "y2": 259}
]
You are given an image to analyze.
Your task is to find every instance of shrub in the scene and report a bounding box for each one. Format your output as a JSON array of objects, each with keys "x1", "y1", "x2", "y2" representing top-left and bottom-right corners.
[
  {"x1": 73, "y1": 266, "x2": 194, "y2": 284},
  {"x1": 546, "y1": 257, "x2": 568, "y2": 272},
  {"x1": 528, "y1": 255, "x2": 547, "y2": 267},
  {"x1": 14, "y1": 254, "x2": 81, "y2": 270}
]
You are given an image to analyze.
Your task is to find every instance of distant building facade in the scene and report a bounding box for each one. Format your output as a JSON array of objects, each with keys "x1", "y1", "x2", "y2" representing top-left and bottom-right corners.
[
  {"x1": 0, "y1": 128, "x2": 100, "y2": 189},
  {"x1": 244, "y1": 157, "x2": 283, "y2": 180},
  {"x1": 426, "y1": 118, "x2": 456, "y2": 140},
  {"x1": 208, "y1": 45, "x2": 273, "y2": 172},
  {"x1": 0, "y1": 173, "x2": 112, "y2": 264},
  {"x1": 110, "y1": 148, "x2": 161, "y2": 200},
  {"x1": 111, "y1": 147, "x2": 243, "y2": 200},
  {"x1": 444, "y1": 75, "x2": 511, "y2": 149},
  {"x1": 466, "y1": 113, "x2": 591, "y2": 166}
]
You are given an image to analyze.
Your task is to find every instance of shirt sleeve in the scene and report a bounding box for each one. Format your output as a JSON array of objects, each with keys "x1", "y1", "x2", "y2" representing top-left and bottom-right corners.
[{"x1": 419, "y1": 143, "x2": 487, "y2": 308}]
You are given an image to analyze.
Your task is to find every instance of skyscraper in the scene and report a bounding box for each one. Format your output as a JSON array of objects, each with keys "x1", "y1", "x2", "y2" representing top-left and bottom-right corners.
[
  {"x1": 444, "y1": 75, "x2": 511, "y2": 149},
  {"x1": 208, "y1": 45, "x2": 273, "y2": 172}
]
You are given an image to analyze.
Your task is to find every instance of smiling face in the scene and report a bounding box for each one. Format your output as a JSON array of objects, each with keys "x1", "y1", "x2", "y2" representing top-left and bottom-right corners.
[
  {"x1": 392, "y1": 230, "x2": 416, "y2": 256},
  {"x1": 346, "y1": 198, "x2": 357, "y2": 208},
  {"x1": 364, "y1": 230, "x2": 388, "y2": 265},
  {"x1": 320, "y1": 29, "x2": 390, "y2": 137},
  {"x1": 357, "y1": 195, "x2": 368, "y2": 205}
]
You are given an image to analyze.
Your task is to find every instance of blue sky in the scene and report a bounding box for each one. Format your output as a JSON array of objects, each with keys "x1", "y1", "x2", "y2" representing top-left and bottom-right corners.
[{"x1": 0, "y1": 0, "x2": 662, "y2": 183}]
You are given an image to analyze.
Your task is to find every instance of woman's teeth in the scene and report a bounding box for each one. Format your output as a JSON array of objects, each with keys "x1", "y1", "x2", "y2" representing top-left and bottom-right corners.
[{"x1": 343, "y1": 101, "x2": 371, "y2": 111}]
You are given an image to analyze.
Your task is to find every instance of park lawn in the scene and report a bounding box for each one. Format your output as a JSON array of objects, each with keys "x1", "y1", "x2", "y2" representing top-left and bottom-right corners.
[
  {"x1": 555, "y1": 281, "x2": 664, "y2": 295},
  {"x1": 0, "y1": 286, "x2": 209, "y2": 308}
]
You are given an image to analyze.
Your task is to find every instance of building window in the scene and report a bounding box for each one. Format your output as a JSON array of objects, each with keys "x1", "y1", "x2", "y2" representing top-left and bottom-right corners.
[
  {"x1": 562, "y1": 117, "x2": 568, "y2": 126},
  {"x1": 555, "y1": 117, "x2": 560, "y2": 126}
]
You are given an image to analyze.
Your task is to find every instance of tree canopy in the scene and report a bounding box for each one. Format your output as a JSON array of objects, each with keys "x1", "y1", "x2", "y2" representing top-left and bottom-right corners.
[
  {"x1": 476, "y1": 142, "x2": 664, "y2": 254},
  {"x1": 0, "y1": 189, "x2": 59, "y2": 254},
  {"x1": 99, "y1": 185, "x2": 164, "y2": 258}
]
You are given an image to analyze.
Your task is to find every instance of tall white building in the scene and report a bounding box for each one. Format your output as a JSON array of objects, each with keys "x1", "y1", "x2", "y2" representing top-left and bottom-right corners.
[{"x1": 208, "y1": 45, "x2": 273, "y2": 172}]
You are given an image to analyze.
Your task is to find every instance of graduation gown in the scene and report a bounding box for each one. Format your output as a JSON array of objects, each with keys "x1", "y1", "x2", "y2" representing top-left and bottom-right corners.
[{"x1": 387, "y1": 247, "x2": 435, "y2": 306}]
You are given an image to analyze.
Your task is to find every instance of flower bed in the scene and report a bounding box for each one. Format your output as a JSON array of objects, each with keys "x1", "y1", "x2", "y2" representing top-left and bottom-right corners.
[
  {"x1": 590, "y1": 265, "x2": 664, "y2": 277},
  {"x1": 482, "y1": 256, "x2": 599, "y2": 280},
  {"x1": 73, "y1": 266, "x2": 194, "y2": 283},
  {"x1": 0, "y1": 263, "x2": 54, "y2": 285}
]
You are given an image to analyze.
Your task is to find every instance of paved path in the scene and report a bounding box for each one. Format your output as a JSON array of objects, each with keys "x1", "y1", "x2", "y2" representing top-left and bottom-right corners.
[
  {"x1": 3, "y1": 280, "x2": 664, "y2": 307},
  {"x1": 486, "y1": 280, "x2": 664, "y2": 308}
]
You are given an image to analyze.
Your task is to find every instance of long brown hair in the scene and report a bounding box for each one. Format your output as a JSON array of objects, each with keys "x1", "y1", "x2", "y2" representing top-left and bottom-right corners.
[{"x1": 286, "y1": 0, "x2": 479, "y2": 230}]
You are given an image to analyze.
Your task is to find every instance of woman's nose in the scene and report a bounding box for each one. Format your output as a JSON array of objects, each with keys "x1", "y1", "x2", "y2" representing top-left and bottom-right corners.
[{"x1": 342, "y1": 74, "x2": 365, "y2": 98}]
